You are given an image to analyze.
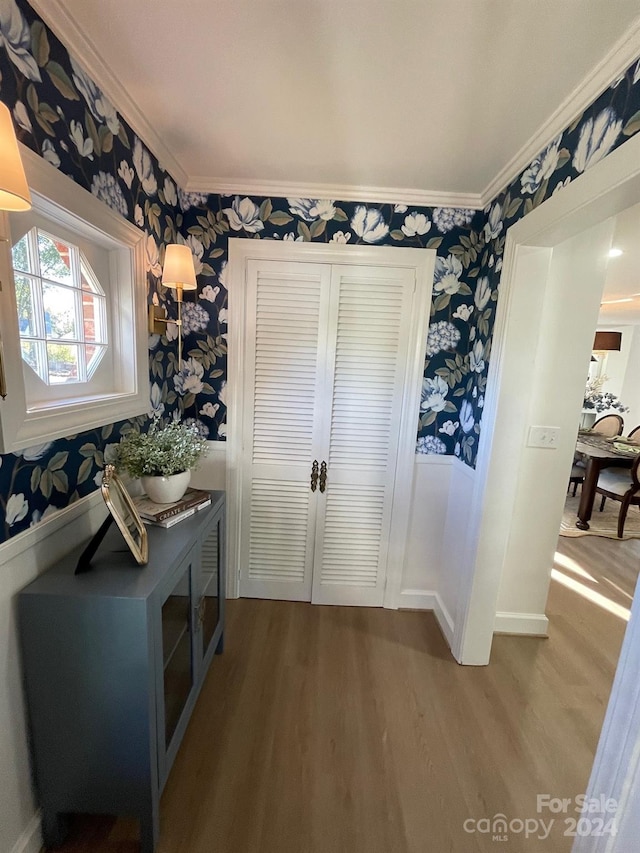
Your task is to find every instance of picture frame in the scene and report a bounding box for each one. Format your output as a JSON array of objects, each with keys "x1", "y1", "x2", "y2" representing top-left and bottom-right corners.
[{"x1": 101, "y1": 464, "x2": 149, "y2": 565}]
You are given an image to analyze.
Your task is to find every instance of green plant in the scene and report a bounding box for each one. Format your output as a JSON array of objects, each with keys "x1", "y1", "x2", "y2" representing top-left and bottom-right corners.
[{"x1": 116, "y1": 418, "x2": 207, "y2": 478}]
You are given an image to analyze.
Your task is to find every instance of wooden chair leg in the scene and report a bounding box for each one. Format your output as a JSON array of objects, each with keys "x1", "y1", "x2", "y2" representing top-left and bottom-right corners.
[
  {"x1": 618, "y1": 496, "x2": 633, "y2": 538},
  {"x1": 572, "y1": 481, "x2": 578, "y2": 497},
  {"x1": 600, "y1": 495, "x2": 606, "y2": 512}
]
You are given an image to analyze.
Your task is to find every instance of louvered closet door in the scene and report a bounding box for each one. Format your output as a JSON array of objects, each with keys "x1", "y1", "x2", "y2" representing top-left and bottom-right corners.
[
  {"x1": 239, "y1": 260, "x2": 332, "y2": 601},
  {"x1": 310, "y1": 265, "x2": 416, "y2": 606}
]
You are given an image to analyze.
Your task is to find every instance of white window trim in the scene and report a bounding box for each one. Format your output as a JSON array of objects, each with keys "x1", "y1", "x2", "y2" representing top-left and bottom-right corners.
[{"x1": 0, "y1": 144, "x2": 148, "y2": 452}]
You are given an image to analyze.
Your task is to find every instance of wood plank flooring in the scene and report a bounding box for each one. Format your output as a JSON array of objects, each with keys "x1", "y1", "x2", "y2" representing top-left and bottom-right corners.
[{"x1": 47, "y1": 533, "x2": 638, "y2": 853}]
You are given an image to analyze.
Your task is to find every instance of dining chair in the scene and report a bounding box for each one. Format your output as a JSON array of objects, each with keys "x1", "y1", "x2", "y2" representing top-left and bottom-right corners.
[
  {"x1": 595, "y1": 454, "x2": 640, "y2": 538},
  {"x1": 628, "y1": 425, "x2": 640, "y2": 441},
  {"x1": 592, "y1": 414, "x2": 624, "y2": 436},
  {"x1": 568, "y1": 463, "x2": 585, "y2": 496}
]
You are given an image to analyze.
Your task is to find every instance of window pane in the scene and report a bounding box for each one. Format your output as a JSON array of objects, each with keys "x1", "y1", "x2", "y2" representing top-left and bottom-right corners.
[
  {"x1": 21, "y1": 341, "x2": 44, "y2": 379},
  {"x1": 38, "y1": 232, "x2": 73, "y2": 285},
  {"x1": 82, "y1": 293, "x2": 105, "y2": 342},
  {"x1": 14, "y1": 275, "x2": 36, "y2": 336},
  {"x1": 47, "y1": 343, "x2": 79, "y2": 384},
  {"x1": 12, "y1": 235, "x2": 30, "y2": 273},
  {"x1": 43, "y1": 282, "x2": 78, "y2": 340}
]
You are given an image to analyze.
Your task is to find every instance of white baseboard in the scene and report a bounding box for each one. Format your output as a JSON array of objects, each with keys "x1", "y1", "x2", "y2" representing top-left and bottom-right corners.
[
  {"x1": 398, "y1": 589, "x2": 455, "y2": 648},
  {"x1": 10, "y1": 811, "x2": 41, "y2": 853},
  {"x1": 494, "y1": 611, "x2": 549, "y2": 636}
]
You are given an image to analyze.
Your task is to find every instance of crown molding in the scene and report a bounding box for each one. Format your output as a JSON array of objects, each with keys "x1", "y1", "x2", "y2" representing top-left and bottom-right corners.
[
  {"x1": 26, "y1": 1, "x2": 640, "y2": 212},
  {"x1": 480, "y1": 15, "x2": 640, "y2": 207},
  {"x1": 28, "y1": 0, "x2": 189, "y2": 188},
  {"x1": 184, "y1": 176, "x2": 483, "y2": 208}
]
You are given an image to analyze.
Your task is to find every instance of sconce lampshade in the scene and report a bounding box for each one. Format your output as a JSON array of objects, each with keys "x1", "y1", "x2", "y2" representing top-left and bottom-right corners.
[
  {"x1": 161, "y1": 244, "x2": 197, "y2": 291},
  {"x1": 593, "y1": 331, "x2": 622, "y2": 352},
  {"x1": 0, "y1": 102, "x2": 31, "y2": 211}
]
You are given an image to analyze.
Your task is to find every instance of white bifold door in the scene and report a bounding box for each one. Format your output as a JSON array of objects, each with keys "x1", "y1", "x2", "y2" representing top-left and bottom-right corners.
[{"x1": 235, "y1": 247, "x2": 432, "y2": 607}]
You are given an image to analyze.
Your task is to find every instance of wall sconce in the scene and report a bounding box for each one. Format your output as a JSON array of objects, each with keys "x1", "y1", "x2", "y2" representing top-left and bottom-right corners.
[
  {"x1": 0, "y1": 101, "x2": 31, "y2": 400},
  {"x1": 0, "y1": 102, "x2": 31, "y2": 211},
  {"x1": 148, "y1": 243, "x2": 197, "y2": 369}
]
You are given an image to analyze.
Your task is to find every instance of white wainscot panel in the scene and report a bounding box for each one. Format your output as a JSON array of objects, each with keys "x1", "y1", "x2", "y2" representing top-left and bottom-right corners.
[{"x1": 189, "y1": 441, "x2": 227, "y2": 491}]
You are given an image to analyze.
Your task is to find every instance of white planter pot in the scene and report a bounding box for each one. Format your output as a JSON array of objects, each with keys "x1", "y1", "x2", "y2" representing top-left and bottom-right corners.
[{"x1": 141, "y1": 470, "x2": 191, "y2": 504}]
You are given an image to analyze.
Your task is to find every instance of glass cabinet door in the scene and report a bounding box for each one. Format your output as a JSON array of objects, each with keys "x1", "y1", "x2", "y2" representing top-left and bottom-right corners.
[
  {"x1": 161, "y1": 562, "x2": 194, "y2": 749},
  {"x1": 197, "y1": 516, "x2": 222, "y2": 661}
]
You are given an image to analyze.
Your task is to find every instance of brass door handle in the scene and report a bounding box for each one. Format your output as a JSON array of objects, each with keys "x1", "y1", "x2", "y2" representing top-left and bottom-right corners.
[
  {"x1": 311, "y1": 460, "x2": 319, "y2": 492},
  {"x1": 319, "y1": 461, "x2": 327, "y2": 493}
]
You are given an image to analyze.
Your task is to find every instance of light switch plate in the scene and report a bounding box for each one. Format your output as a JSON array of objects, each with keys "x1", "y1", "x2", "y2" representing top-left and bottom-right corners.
[{"x1": 527, "y1": 425, "x2": 561, "y2": 449}]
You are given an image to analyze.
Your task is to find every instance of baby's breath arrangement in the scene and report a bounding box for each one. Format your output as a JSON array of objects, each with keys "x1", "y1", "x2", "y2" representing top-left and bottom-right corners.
[{"x1": 116, "y1": 418, "x2": 207, "y2": 478}]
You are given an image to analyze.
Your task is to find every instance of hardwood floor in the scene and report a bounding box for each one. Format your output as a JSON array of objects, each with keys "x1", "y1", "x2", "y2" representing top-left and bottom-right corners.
[{"x1": 48, "y1": 534, "x2": 638, "y2": 853}]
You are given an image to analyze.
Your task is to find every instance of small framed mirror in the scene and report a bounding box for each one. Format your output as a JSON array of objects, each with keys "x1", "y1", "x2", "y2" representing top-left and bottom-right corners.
[{"x1": 101, "y1": 464, "x2": 148, "y2": 565}]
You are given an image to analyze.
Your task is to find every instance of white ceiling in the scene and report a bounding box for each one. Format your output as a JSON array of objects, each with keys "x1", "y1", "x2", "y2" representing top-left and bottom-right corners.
[{"x1": 40, "y1": 0, "x2": 640, "y2": 203}]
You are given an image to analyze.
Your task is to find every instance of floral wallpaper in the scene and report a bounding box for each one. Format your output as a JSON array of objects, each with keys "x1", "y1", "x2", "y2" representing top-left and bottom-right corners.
[{"x1": 0, "y1": 0, "x2": 639, "y2": 543}]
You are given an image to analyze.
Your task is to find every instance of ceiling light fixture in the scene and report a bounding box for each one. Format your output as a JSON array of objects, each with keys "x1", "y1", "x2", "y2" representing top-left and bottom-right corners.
[{"x1": 608, "y1": 247, "x2": 623, "y2": 257}]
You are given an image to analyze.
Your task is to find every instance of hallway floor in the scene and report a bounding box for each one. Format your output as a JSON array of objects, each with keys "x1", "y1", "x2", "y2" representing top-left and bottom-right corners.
[{"x1": 51, "y1": 534, "x2": 638, "y2": 853}]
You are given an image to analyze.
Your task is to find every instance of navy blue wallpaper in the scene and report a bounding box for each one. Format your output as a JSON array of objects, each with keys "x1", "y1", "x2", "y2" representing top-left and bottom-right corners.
[{"x1": 0, "y1": 0, "x2": 639, "y2": 542}]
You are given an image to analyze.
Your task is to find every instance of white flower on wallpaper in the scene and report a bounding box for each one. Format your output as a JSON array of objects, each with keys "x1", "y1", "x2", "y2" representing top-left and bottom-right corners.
[
  {"x1": 282, "y1": 232, "x2": 304, "y2": 241},
  {"x1": 199, "y1": 284, "x2": 220, "y2": 303},
  {"x1": 149, "y1": 382, "x2": 165, "y2": 418},
  {"x1": 184, "y1": 417, "x2": 209, "y2": 439},
  {"x1": 6, "y1": 493, "x2": 28, "y2": 526},
  {"x1": 552, "y1": 177, "x2": 572, "y2": 196},
  {"x1": 13, "y1": 100, "x2": 31, "y2": 132},
  {"x1": 134, "y1": 204, "x2": 144, "y2": 227},
  {"x1": 401, "y1": 212, "x2": 431, "y2": 237},
  {"x1": 0, "y1": 0, "x2": 41, "y2": 81},
  {"x1": 118, "y1": 160, "x2": 134, "y2": 189},
  {"x1": 416, "y1": 436, "x2": 447, "y2": 455},
  {"x1": 469, "y1": 339, "x2": 485, "y2": 373},
  {"x1": 217, "y1": 422, "x2": 227, "y2": 438},
  {"x1": 394, "y1": 204, "x2": 408, "y2": 214},
  {"x1": 70, "y1": 55, "x2": 120, "y2": 135},
  {"x1": 425, "y1": 320, "x2": 460, "y2": 357},
  {"x1": 351, "y1": 206, "x2": 389, "y2": 243},
  {"x1": 145, "y1": 233, "x2": 162, "y2": 276},
  {"x1": 133, "y1": 136, "x2": 158, "y2": 196},
  {"x1": 474, "y1": 276, "x2": 491, "y2": 311},
  {"x1": 453, "y1": 304, "x2": 472, "y2": 322},
  {"x1": 573, "y1": 107, "x2": 623, "y2": 173},
  {"x1": 199, "y1": 402, "x2": 219, "y2": 418},
  {"x1": 330, "y1": 231, "x2": 352, "y2": 244},
  {"x1": 460, "y1": 399, "x2": 475, "y2": 433},
  {"x1": 178, "y1": 188, "x2": 209, "y2": 211},
  {"x1": 224, "y1": 197, "x2": 264, "y2": 233},
  {"x1": 433, "y1": 254, "x2": 463, "y2": 295},
  {"x1": 41, "y1": 139, "x2": 60, "y2": 168},
  {"x1": 218, "y1": 261, "x2": 228, "y2": 288},
  {"x1": 432, "y1": 208, "x2": 475, "y2": 233},
  {"x1": 439, "y1": 420, "x2": 459, "y2": 436},
  {"x1": 218, "y1": 308, "x2": 227, "y2": 324},
  {"x1": 520, "y1": 133, "x2": 562, "y2": 194},
  {"x1": 163, "y1": 177, "x2": 178, "y2": 207},
  {"x1": 287, "y1": 198, "x2": 336, "y2": 221},
  {"x1": 30, "y1": 505, "x2": 57, "y2": 527},
  {"x1": 91, "y1": 172, "x2": 128, "y2": 217},
  {"x1": 180, "y1": 302, "x2": 209, "y2": 334},
  {"x1": 174, "y1": 357, "x2": 204, "y2": 395},
  {"x1": 19, "y1": 442, "x2": 52, "y2": 461},
  {"x1": 420, "y1": 376, "x2": 449, "y2": 412},
  {"x1": 165, "y1": 321, "x2": 178, "y2": 341},
  {"x1": 483, "y1": 202, "x2": 503, "y2": 241},
  {"x1": 218, "y1": 380, "x2": 227, "y2": 407},
  {"x1": 69, "y1": 119, "x2": 93, "y2": 159}
]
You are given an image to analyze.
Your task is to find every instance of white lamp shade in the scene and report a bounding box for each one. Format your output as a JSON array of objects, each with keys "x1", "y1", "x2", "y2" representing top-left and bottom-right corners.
[
  {"x1": 162, "y1": 244, "x2": 197, "y2": 290},
  {"x1": 0, "y1": 102, "x2": 30, "y2": 211}
]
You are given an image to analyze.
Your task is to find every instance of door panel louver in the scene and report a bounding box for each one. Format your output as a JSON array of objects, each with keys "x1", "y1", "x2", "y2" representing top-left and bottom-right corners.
[
  {"x1": 248, "y1": 481, "x2": 311, "y2": 582},
  {"x1": 252, "y1": 269, "x2": 323, "y2": 465}
]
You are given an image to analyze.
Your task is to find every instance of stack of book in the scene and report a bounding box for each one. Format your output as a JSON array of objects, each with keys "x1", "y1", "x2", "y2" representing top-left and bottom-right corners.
[{"x1": 133, "y1": 488, "x2": 211, "y2": 528}]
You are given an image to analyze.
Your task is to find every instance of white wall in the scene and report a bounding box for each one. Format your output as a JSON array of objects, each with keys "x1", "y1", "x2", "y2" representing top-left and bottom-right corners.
[
  {"x1": 618, "y1": 325, "x2": 640, "y2": 433},
  {"x1": 1, "y1": 494, "x2": 106, "y2": 853}
]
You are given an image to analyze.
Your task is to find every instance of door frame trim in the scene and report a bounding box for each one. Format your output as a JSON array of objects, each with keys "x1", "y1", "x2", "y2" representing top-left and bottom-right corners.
[
  {"x1": 226, "y1": 239, "x2": 435, "y2": 604},
  {"x1": 454, "y1": 130, "x2": 640, "y2": 664}
]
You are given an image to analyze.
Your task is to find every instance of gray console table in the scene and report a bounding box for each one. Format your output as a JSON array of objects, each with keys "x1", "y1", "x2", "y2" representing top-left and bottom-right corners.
[{"x1": 18, "y1": 490, "x2": 225, "y2": 853}]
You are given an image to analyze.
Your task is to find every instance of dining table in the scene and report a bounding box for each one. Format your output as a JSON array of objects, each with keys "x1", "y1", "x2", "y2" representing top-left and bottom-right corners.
[{"x1": 573, "y1": 430, "x2": 640, "y2": 529}]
